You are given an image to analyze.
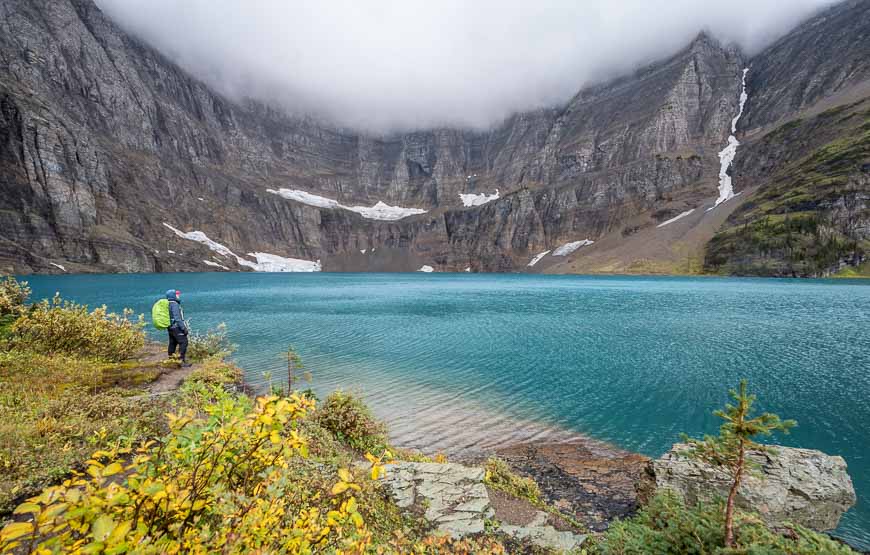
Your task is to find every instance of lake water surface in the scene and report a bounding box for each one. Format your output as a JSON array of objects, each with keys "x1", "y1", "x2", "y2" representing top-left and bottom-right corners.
[{"x1": 22, "y1": 273, "x2": 870, "y2": 548}]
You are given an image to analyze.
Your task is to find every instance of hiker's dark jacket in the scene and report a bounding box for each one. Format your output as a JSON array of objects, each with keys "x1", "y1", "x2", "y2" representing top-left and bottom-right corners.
[{"x1": 165, "y1": 289, "x2": 187, "y2": 333}]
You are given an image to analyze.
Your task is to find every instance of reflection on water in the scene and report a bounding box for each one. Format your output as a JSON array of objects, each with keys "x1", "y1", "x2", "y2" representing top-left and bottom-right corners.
[{"x1": 22, "y1": 272, "x2": 870, "y2": 549}]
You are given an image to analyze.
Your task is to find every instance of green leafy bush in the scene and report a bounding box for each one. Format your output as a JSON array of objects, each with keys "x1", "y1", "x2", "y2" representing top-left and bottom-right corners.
[
  {"x1": 186, "y1": 322, "x2": 236, "y2": 362},
  {"x1": 596, "y1": 490, "x2": 855, "y2": 554},
  {"x1": 10, "y1": 294, "x2": 144, "y2": 361},
  {"x1": 0, "y1": 276, "x2": 29, "y2": 316},
  {"x1": 314, "y1": 390, "x2": 389, "y2": 454}
]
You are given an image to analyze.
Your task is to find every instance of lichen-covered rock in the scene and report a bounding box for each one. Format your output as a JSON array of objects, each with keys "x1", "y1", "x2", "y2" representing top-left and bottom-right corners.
[
  {"x1": 380, "y1": 461, "x2": 587, "y2": 550},
  {"x1": 500, "y1": 510, "x2": 586, "y2": 552},
  {"x1": 642, "y1": 444, "x2": 856, "y2": 532},
  {"x1": 381, "y1": 462, "x2": 492, "y2": 538}
]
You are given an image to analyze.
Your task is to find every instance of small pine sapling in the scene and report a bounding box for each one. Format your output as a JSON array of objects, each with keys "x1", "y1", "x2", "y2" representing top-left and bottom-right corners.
[{"x1": 682, "y1": 379, "x2": 796, "y2": 547}]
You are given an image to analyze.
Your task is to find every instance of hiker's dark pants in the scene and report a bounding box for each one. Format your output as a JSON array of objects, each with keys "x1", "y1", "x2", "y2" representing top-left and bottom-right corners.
[{"x1": 168, "y1": 327, "x2": 188, "y2": 361}]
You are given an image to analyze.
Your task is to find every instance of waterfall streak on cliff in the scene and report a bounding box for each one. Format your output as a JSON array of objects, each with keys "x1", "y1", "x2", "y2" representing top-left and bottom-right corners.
[{"x1": 710, "y1": 68, "x2": 749, "y2": 210}]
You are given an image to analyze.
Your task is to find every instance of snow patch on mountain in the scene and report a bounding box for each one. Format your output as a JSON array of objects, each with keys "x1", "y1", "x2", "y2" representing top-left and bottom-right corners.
[
  {"x1": 418, "y1": 265, "x2": 434, "y2": 273},
  {"x1": 528, "y1": 250, "x2": 551, "y2": 267},
  {"x1": 552, "y1": 240, "x2": 594, "y2": 256},
  {"x1": 163, "y1": 223, "x2": 235, "y2": 258},
  {"x1": 50, "y1": 262, "x2": 66, "y2": 272},
  {"x1": 267, "y1": 188, "x2": 427, "y2": 221},
  {"x1": 163, "y1": 223, "x2": 321, "y2": 272},
  {"x1": 459, "y1": 190, "x2": 499, "y2": 207},
  {"x1": 657, "y1": 209, "x2": 695, "y2": 228},
  {"x1": 203, "y1": 260, "x2": 229, "y2": 270}
]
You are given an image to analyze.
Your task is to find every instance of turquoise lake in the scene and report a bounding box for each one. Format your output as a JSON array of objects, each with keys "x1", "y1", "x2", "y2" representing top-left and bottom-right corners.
[{"x1": 21, "y1": 273, "x2": 870, "y2": 549}]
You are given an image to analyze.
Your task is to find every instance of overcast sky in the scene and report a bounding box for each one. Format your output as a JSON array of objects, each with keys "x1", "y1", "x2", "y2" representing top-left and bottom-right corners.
[{"x1": 95, "y1": 0, "x2": 840, "y2": 133}]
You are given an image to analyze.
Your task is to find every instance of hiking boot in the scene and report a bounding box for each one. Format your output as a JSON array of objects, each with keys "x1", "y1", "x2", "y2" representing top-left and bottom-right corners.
[{"x1": 181, "y1": 362, "x2": 192, "y2": 368}]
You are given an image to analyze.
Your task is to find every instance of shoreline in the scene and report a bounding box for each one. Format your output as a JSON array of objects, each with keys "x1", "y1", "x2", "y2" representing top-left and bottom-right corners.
[{"x1": 12, "y1": 268, "x2": 870, "y2": 280}]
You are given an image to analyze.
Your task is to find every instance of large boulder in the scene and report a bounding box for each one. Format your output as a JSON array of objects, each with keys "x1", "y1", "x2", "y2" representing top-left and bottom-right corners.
[{"x1": 640, "y1": 444, "x2": 856, "y2": 532}]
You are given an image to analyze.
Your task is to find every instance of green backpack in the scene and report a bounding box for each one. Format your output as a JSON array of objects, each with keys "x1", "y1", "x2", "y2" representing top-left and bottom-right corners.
[{"x1": 151, "y1": 298, "x2": 171, "y2": 330}]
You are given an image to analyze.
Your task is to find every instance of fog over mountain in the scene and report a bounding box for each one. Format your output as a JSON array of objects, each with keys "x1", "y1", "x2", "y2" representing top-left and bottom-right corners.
[{"x1": 94, "y1": 0, "x2": 839, "y2": 132}]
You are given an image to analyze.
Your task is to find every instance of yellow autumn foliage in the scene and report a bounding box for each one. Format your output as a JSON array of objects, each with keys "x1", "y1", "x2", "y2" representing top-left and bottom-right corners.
[
  {"x1": 11, "y1": 294, "x2": 145, "y2": 361},
  {"x1": 0, "y1": 390, "x2": 506, "y2": 554},
  {"x1": 0, "y1": 393, "x2": 379, "y2": 554}
]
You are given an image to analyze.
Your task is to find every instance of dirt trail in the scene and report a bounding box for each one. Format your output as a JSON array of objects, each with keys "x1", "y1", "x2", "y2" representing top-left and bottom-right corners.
[{"x1": 126, "y1": 342, "x2": 203, "y2": 397}]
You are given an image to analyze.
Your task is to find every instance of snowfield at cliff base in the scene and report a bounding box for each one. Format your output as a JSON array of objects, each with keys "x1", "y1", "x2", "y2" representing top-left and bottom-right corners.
[{"x1": 163, "y1": 223, "x2": 321, "y2": 272}]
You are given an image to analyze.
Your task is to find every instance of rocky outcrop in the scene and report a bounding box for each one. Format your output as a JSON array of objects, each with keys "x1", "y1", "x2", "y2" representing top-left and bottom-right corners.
[
  {"x1": 381, "y1": 462, "x2": 492, "y2": 537},
  {"x1": 642, "y1": 444, "x2": 857, "y2": 532},
  {"x1": 499, "y1": 510, "x2": 585, "y2": 553},
  {"x1": 380, "y1": 461, "x2": 586, "y2": 551}
]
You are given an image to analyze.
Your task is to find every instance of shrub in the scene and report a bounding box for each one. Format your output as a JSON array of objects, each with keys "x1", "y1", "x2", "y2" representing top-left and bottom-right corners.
[
  {"x1": 0, "y1": 393, "x2": 386, "y2": 554},
  {"x1": 11, "y1": 294, "x2": 144, "y2": 361},
  {"x1": 484, "y1": 458, "x2": 541, "y2": 504},
  {"x1": 596, "y1": 491, "x2": 855, "y2": 554},
  {"x1": 0, "y1": 349, "x2": 167, "y2": 512},
  {"x1": 315, "y1": 390, "x2": 389, "y2": 454},
  {"x1": 0, "y1": 276, "x2": 29, "y2": 316},
  {"x1": 186, "y1": 356, "x2": 243, "y2": 385},
  {"x1": 1, "y1": 390, "x2": 507, "y2": 554},
  {"x1": 186, "y1": 322, "x2": 236, "y2": 362}
]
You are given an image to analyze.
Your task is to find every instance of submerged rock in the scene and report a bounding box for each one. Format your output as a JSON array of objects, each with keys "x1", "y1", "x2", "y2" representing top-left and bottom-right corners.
[
  {"x1": 641, "y1": 444, "x2": 857, "y2": 532},
  {"x1": 495, "y1": 440, "x2": 650, "y2": 532}
]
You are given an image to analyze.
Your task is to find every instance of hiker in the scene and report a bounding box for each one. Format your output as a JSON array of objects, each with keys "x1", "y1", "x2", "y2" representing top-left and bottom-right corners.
[{"x1": 165, "y1": 289, "x2": 191, "y2": 367}]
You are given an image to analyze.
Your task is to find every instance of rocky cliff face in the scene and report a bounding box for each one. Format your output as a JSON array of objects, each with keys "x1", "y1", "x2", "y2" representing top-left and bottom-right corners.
[
  {"x1": 0, "y1": 0, "x2": 867, "y2": 275},
  {"x1": 741, "y1": 0, "x2": 870, "y2": 133},
  {"x1": 704, "y1": 0, "x2": 870, "y2": 277}
]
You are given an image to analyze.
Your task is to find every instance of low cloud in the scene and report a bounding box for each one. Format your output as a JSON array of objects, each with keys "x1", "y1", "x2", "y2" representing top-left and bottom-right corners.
[{"x1": 95, "y1": 0, "x2": 840, "y2": 133}]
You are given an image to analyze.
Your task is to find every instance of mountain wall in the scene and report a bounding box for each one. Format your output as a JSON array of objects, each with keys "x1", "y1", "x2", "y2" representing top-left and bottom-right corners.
[
  {"x1": 705, "y1": 0, "x2": 870, "y2": 277},
  {"x1": 0, "y1": 0, "x2": 868, "y2": 276}
]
